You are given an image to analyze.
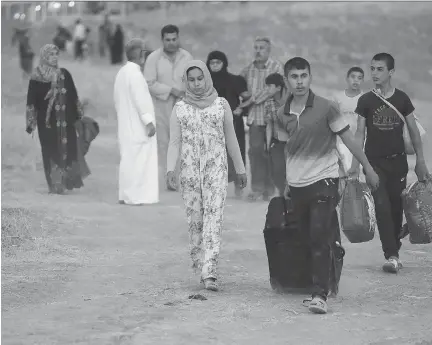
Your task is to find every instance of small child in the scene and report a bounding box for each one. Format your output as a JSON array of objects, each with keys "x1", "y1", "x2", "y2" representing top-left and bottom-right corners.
[
  {"x1": 264, "y1": 73, "x2": 287, "y2": 196},
  {"x1": 263, "y1": 73, "x2": 286, "y2": 153},
  {"x1": 333, "y1": 66, "x2": 365, "y2": 184}
]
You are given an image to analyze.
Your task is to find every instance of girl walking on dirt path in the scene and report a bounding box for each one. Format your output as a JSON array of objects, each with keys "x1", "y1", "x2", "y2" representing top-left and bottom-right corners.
[
  {"x1": 25, "y1": 44, "x2": 86, "y2": 194},
  {"x1": 166, "y1": 60, "x2": 247, "y2": 291}
]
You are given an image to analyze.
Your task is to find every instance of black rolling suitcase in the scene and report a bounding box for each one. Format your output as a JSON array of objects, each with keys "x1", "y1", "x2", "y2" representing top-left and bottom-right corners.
[{"x1": 263, "y1": 196, "x2": 345, "y2": 295}]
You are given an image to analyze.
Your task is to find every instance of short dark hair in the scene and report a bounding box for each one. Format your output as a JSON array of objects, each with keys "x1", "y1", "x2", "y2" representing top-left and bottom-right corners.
[
  {"x1": 161, "y1": 24, "x2": 179, "y2": 39},
  {"x1": 265, "y1": 73, "x2": 285, "y2": 89},
  {"x1": 372, "y1": 53, "x2": 395, "y2": 70},
  {"x1": 347, "y1": 66, "x2": 364, "y2": 78},
  {"x1": 284, "y1": 57, "x2": 311, "y2": 76}
]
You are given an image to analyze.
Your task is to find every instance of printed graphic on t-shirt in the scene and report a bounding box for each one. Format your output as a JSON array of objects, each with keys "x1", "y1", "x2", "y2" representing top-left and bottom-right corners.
[{"x1": 372, "y1": 105, "x2": 401, "y2": 131}]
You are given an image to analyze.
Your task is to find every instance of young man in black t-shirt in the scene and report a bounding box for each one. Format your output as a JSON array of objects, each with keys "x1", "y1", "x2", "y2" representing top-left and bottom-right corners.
[{"x1": 350, "y1": 53, "x2": 430, "y2": 273}]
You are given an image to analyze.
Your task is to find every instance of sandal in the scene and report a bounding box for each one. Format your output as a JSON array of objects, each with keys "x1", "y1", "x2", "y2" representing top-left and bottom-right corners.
[
  {"x1": 248, "y1": 192, "x2": 260, "y2": 202},
  {"x1": 202, "y1": 278, "x2": 218, "y2": 291}
]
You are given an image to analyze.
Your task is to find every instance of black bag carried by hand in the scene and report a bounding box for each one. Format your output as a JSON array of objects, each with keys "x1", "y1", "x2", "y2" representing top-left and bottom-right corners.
[
  {"x1": 340, "y1": 179, "x2": 377, "y2": 243},
  {"x1": 402, "y1": 176, "x2": 432, "y2": 244},
  {"x1": 263, "y1": 196, "x2": 344, "y2": 296}
]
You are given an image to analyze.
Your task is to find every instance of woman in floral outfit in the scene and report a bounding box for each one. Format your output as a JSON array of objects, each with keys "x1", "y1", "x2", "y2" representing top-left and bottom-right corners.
[{"x1": 166, "y1": 60, "x2": 247, "y2": 291}]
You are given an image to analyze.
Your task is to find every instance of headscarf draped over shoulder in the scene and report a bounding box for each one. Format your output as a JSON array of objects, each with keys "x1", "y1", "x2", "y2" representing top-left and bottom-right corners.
[
  {"x1": 30, "y1": 44, "x2": 63, "y2": 127},
  {"x1": 31, "y1": 43, "x2": 60, "y2": 83},
  {"x1": 182, "y1": 60, "x2": 218, "y2": 109}
]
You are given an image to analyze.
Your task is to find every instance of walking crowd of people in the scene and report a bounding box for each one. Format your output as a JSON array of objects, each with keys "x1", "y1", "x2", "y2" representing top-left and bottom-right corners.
[{"x1": 25, "y1": 22, "x2": 430, "y2": 315}]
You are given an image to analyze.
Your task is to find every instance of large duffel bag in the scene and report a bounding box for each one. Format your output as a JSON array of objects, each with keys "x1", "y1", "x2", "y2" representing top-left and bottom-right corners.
[
  {"x1": 263, "y1": 196, "x2": 344, "y2": 296},
  {"x1": 340, "y1": 179, "x2": 377, "y2": 243},
  {"x1": 401, "y1": 177, "x2": 432, "y2": 244}
]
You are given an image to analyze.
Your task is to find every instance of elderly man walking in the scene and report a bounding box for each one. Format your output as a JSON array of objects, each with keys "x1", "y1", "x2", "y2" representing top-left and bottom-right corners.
[
  {"x1": 144, "y1": 25, "x2": 193, "y2": 189},
  {"x1": 114, "y1": 38, "x2": 158, "y2": 205},
  {"x1": 240, "y1": 37, "x2": 284, "y2": 201}
]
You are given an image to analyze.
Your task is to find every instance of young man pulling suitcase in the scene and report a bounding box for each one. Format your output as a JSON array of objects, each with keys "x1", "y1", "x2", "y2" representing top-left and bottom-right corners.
[{"x1": 277, "y1": 57, "x2": 379, "y2": 314}]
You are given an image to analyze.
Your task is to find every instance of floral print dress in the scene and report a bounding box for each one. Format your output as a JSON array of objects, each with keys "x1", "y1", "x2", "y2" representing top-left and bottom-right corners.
[{"x1": 175, "y1": 97, "x2": 229, "y2": 280}]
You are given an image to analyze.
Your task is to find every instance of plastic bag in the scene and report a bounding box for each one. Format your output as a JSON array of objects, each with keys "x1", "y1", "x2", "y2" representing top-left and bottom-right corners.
[
  {"x1": 340, "y1": 179, "x2": 377, "y2": 243},
  {"x1": 401, "y1": 177, "x2": 432, "y2": 244}
]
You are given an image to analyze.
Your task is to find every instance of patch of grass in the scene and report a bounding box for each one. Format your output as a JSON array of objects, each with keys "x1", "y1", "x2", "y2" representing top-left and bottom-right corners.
[
  {"x1": 1, "y1": 110, "x2": 42, "y2": 173},
  {"x1": 1, "y1": 207, "x2": 36, "y2": 249},
  {"x1": 1, "y1": 205, "x2": 86, "y2": 264}
]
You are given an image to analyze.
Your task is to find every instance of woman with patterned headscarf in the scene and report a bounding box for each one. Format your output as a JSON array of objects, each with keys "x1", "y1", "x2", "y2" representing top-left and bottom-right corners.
[
  {"x1": 166, "y1": 60, "x2": 247, "y2": 291},
  {"x1": 206, "y1": 51, "x2": 249, "y2": 198},
  {"x1": 26, "y1": 44, "x2": 85, "y2": 194}
]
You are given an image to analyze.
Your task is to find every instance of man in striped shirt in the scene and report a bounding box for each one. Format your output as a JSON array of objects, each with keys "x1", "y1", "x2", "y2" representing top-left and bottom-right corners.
[{"x1": 240, "y1": 37, "x2": 284, "y2": 201}]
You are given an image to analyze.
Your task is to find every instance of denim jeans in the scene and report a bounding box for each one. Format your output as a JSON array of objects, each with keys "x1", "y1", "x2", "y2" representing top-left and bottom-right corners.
[
  {"x1": 290, "y1": 178, "x2": 341, "y2": 299},
  {"x1": 368, "y1": 153, "x2": 408, "y2": 259}
]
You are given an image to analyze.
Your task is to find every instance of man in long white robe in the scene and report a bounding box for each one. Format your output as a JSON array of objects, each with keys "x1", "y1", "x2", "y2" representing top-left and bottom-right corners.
[
  {"x1": 144, "y1": 25, "x2": 193, "y2": 182},
  {"x1": 114, "y1": 38, "x2": 159, "y2": 205}
]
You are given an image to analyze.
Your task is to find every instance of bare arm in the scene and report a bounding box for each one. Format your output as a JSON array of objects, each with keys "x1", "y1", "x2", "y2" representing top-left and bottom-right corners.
[
  {"x1": 406, "y1": 112, "x2": 430, "y2": 180},
  {"x1": 350, "y1": 115, "x2": 366, "y2": 172},
  {"x1": 166, "y1": 106, "x2": 181, "y2": 173},
  {"x1": 238, "y1": 97, "x2": 254, "y2": 109},
  {"x1": 223, "y1": 100, "x2": 246, "y2": 174},
  {"x1": 240, "y1": 91, "x2": 252, "y2": 100},
  {"x1": 405, "y1": 113, "x2": 425, "y2": 162},
  {"x1": 339, "y1": 128, "x2": 374, "y2": 174}
]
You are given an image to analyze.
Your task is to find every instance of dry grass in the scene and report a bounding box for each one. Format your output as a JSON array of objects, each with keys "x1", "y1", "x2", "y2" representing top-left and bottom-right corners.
[
  {"x1": 1, "y1": 204, "x2": 85, "y2": 260},
  {"x1": 1, "y1": 207, "x2": 35, "y2": 249}
]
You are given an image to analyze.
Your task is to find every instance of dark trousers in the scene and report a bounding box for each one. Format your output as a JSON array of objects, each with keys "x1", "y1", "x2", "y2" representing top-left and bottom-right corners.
[
  {"x1": 74, "y1": 40, "x2": 84, "y2": 60},
  {"x1": 269, "y1": 139, "x2": 286, "y2": 195},
  {"x1": 368, "y1": 154, "x2": 408, "y2": 260},
  {"x1": 248, "y1": 125, "x2": 274, "y2": 195},
  {"x1": 290, "y1": 178, "x2": 341, "y2": 299}
]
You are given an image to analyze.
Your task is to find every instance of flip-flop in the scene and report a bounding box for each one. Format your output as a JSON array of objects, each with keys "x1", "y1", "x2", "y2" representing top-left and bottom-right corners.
[{"x1": 202, "y1": 278, "x2": 218, "y2": 291}]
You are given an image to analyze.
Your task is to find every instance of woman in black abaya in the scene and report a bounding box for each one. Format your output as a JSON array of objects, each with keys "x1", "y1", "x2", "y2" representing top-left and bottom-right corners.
[
  {"x1": 109, "y1": 24, "x2": 124, "y2": 65},
  {"x1": 206, "y1": 51, "x2": 248, "y2": 197},
  {"x1": 26, "y1": 44, "x2": 85, "y2": 194}
]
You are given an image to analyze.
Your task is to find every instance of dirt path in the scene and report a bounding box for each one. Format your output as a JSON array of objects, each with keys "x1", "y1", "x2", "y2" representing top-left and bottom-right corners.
[{"x1": 2, "y1": 121, "x2": 432, "y2": 345}]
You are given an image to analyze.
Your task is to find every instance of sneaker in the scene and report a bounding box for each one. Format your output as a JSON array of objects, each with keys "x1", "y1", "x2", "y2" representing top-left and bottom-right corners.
[
  {"x1": 397, "y1": 258, "x2": 403, "y2": 269},
  {"x1": 382, "y1": 256, "x2": 400, "y2": 273},
  {"x1": 306, "y1": 296, "x2": 328, "y2": 314}
]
